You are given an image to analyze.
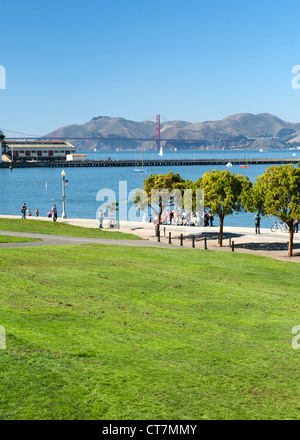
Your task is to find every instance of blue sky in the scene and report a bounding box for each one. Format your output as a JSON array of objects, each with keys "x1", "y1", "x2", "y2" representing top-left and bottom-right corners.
[{"x1": 1, "y1": 0, "x2": 300, "y2": 135}]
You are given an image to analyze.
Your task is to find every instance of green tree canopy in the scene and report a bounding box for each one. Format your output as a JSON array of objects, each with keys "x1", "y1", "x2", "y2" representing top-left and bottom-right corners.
[
  {"x1": 0, "y1": 130, "x2": 8, "y2": 155},
  {"x1": 134, "y1": 172, "x2": 185, "y2": 236},
  {"x1": 197, "y1": 170, "x2": 252, "y2": 246},
  {"x1": 253, "y1": 164, "x2": 300, "y2": 256}
]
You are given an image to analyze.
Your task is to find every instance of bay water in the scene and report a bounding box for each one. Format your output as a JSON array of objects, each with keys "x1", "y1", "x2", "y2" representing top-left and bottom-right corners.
[{"x1": 0, "y1": 148, "x2": 298, "y2": 229}]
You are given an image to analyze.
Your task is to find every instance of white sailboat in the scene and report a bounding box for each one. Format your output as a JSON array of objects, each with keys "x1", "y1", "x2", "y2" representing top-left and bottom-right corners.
[
  {"x1": 158, "y1": 145, "x2": 163, "y2": 156},
  {"x1": 226, "y1": 162, "x2": 233, "y2": 168},
  {"x1": 133, "y1": 149, "x2": 146, "y2": 173}
]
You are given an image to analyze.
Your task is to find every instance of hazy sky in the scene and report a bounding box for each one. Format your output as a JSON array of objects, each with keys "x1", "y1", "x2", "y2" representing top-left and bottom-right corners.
[{"x1": 1, "y1": 0, "x2": 300, "y2": 135}]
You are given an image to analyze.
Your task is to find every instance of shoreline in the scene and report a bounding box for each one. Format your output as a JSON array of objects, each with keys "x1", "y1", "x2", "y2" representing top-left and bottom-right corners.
[{"x1": 0, "y1": 213, "x2": 277, "y2": 235}]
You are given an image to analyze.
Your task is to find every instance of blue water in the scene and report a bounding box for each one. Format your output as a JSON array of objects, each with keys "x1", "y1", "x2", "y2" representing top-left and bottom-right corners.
[{"x1": 0, "y1": 148, "x2": 298, "y2": 228}]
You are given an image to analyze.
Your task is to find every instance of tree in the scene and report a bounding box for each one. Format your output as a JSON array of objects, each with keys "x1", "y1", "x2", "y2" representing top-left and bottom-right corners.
[
  {"x1": 253, "y1": 164, "x2": 300, "y2": 257},
  {"x1": 133, "y1": 172, "x2": 185, "y2": 237},
  {"x1": 198, "y1": 170, "x2": 252, "y2": 246},
  {"x1": 106, "y1": 201, "x2": 119, "y2": 228},
  {"x1": 0, "y1": 130, "x2": 7, "y2": 154}
]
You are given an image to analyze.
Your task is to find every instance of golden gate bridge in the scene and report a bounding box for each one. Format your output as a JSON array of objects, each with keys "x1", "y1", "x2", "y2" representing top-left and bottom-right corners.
[{"x1": 1, "y1": 115, "x2": 235, "y2": 151}]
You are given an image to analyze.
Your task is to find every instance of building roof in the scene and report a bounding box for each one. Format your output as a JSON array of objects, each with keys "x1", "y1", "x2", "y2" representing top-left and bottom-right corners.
[{"x1": 6, "y1": 141, "x2": 76, "y2": 150}]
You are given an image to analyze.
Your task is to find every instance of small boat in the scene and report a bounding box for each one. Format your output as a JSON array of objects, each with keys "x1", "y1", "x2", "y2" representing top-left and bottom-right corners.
[
  {"x1": 259, "y1": 149, "x2": 263, "y2": 152},
  {"x1": 240, "y1": 165, "x2": 248, "y2": 168},
  {"x1": 292, "y1": 153, "x2": 296, "y2": 156},
  {"x1": 158, "y1": 145, "x2": 163, "y2": 157},
  {"x1": 226, "y1": 162, "x2": 233, "y2": 168}
]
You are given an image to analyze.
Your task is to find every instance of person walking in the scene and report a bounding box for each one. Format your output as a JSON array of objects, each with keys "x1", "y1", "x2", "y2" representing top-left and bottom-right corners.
[
  {"x1": 209, "y1": 212, "x2": 214, "y2": 227},
  {"x1": 21, "y1": 203, "x2": 26, "y2": 219},
  {"x1": 203, "y1": 211, "x2": 209, "y2": 227},
  {"x1": 254, "y1": 213, "x2": 261, "y2": 234},
  {"x1": 52, "y1": 204, "x2": 57, "y2": 222},
  {"x1": 294, "y1": 219, "x2": 299, "y2": 233},
  {"x1": 98, "y1": 209, "x2": 105, "y2": 228}
]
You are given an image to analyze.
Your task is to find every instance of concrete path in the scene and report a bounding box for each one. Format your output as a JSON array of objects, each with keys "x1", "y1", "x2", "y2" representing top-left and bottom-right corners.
[{"x1": 1, "y1": 215, "x2": 300, "y2": 262}]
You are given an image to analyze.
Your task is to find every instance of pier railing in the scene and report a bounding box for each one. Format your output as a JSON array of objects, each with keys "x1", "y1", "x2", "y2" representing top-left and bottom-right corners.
[{"x1": 1, "y1": 157, "x2": 300, "y2": 168}]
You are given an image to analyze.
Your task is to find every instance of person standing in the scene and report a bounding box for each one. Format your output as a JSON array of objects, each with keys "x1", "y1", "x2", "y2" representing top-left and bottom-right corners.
[
  {"x1": 52, "y1": 204, "x2": 57, "y2": 222},
  {"x1": 21, "y1": 203, "x2": 26, "y2": 219},
  {"x1": 254, "y1": 213, "x2": 261, "y2": 234},
  {"x1": 209, "y1": 212, "x2": 214, "y2": 227}
]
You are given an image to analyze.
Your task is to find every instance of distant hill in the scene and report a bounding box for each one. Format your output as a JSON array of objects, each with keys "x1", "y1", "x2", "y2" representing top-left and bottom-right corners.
[{"x1": 44, "y1": 113, "x2": 300, "y2": 151}]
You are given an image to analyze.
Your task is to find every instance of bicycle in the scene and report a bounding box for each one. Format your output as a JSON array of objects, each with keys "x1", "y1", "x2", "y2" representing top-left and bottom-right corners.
[{"x1": 271, "y1": 220, "x2": 288, "y2": 232}]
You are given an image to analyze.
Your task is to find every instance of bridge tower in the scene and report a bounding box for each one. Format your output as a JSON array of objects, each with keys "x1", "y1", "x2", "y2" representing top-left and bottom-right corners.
[{"x1": 155, "y1": 114, "x2": 160, "y2": 151}]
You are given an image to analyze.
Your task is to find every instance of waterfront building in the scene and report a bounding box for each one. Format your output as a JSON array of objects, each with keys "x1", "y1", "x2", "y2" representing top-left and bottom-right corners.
[
  {"x1": 66, "y1": 153, "x2": 86, "y2": 161},
  {"x1": 4, "y1": 140, "x2": 76, "y2": 161}
]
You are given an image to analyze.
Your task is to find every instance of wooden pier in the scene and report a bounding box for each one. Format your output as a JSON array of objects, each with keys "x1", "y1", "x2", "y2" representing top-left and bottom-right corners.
[{"x1": 1, "y1": 157, "x2": 300, "y2": 168}]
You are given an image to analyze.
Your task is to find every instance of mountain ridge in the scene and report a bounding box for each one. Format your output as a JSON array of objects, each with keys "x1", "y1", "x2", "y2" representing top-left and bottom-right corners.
[{"x1": 44, "y1": 113, "x2": 300, "y2": 151}]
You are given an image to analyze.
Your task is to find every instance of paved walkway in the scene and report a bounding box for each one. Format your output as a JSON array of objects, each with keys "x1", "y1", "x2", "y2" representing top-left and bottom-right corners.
[
  {"x1": 1, "y1": 215, "x2": 300, "y2": 262},
  {"x1": 0, "y1": 229, "x2": 182, "y2": 249}
]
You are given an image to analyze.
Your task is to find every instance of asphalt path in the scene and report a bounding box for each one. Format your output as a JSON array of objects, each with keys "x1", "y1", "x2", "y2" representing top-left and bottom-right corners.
[{"x1": 0, "y1": 230, "x2": 182, "y2": 249}]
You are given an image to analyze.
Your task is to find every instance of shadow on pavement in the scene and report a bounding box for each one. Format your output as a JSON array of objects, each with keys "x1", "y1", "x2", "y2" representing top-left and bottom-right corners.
[
  {"x1": 234, "y1": 242, "x2": 300, "y2": 252},
  {"x1": 180, "y1": 231, "x2": 243, "y2": 242}
]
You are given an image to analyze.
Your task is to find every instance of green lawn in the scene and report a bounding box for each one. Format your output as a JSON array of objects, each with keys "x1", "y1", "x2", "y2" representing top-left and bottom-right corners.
[
  {"x1": 0, "y1": 218, "x2": 140, "y2": 240},
  {"x1": 0, "y1": 235, "x2": 42, "y2": 243},
  {"x1": 0, "y1": 244, "x2": 300, "y2": 420}
]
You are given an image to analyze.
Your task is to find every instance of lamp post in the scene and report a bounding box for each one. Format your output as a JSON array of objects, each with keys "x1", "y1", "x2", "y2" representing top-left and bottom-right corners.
[{"x1": 61, "y1": 169, "x2": 67, "y2": 219}]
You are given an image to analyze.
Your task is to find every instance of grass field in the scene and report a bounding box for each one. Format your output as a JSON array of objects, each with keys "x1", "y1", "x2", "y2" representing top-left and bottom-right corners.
[
  {"x1": 1, "y1": 243, "x2": 300, "y2": 420},
  {"x1": 0, "y1": 218, "x2": 140, "y2": 240},
  {"x1": 0, "y1": 235, "x2": 42, "y2": 243}
]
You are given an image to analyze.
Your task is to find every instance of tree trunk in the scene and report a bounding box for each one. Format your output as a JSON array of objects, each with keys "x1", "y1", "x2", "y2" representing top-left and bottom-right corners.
[
  {"x1": 155, "y1": 222, "x2": 159, "y2": 237},
  {"x1": 218, "y1": 214, "x2": 224, "y2": 247},
  {"x1": 287, "y1": 221, "x2": 294, "y2": 257},
  {"x1": 155, "y1": 201, "x2": 163, "y2": 237}
]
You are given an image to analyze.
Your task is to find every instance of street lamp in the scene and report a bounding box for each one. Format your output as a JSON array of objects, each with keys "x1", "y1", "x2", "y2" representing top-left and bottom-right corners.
[{"x1": 61, "y1": 169, "x2": 67, "y2": 219}]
